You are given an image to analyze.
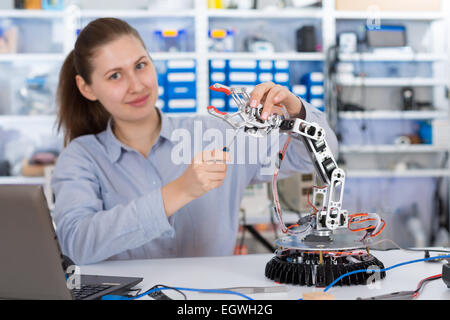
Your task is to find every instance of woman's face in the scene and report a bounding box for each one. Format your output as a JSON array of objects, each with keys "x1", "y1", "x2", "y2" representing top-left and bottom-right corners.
[{"x1": 79, "y1": 35, "x2": 159, "y2": 123}]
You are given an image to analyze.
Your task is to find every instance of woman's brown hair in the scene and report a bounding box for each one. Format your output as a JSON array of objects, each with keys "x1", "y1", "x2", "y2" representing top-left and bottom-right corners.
[{"x1": 56, "y1": 18, "x2": 147, "y2": 145}]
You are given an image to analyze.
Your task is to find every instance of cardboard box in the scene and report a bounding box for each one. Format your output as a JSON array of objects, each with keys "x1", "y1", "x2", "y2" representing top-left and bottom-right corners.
[{"x1": 335, "y1": 0, "x2": 441, "y2": 12}]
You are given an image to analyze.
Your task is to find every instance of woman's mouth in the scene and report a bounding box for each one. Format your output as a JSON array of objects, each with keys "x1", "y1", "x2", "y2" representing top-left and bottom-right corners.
[{"x1": 127, "y1": 94, "x2": 150, "y2": 107}]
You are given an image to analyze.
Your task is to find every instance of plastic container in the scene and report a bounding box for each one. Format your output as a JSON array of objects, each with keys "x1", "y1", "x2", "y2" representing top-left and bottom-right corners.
[
  {"x1": 153, "y1": 29, "x2": 188, "y2": 52},
  {"x1": 208, "y1": 29, "x2": 235, "y2": 52},
  {"x1": 41, "y1": 0, "x2": 64, "y2": 10}
]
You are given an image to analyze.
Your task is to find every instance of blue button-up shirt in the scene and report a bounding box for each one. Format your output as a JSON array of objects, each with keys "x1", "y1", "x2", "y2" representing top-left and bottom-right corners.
[{"x1": 51, "y1": 102, "x2": 337, "y2": 265}]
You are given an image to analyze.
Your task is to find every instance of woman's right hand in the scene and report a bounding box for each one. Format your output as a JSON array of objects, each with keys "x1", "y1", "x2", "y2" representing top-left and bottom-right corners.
[
  {"x1": 161, "y1": 149, "x2": 230, "y2": 217},
  {"x1": 179, "y1": 149, "x2": 230, "y2": 199}
]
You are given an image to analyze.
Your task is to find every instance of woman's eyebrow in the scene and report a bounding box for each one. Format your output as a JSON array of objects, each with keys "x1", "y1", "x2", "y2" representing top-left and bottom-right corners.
[{"x1": 103, "y1": 55, "x2": 148, "y2": 76}]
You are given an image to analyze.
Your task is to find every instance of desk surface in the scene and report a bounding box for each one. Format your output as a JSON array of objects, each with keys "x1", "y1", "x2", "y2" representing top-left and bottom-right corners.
[{"x1": 80, "y1": 249, "x2": 450, "y2": 300}]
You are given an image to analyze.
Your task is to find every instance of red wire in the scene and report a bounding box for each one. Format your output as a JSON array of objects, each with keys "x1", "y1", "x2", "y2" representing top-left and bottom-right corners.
[{"x1": 413, "y1": 274, "x2": 442, "y2": 298}]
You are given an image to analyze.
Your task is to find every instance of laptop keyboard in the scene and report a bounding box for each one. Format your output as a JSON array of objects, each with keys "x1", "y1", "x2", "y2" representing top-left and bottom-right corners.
[{"x1": 72, "y1": 284, "x2": 112, "y2": 300}]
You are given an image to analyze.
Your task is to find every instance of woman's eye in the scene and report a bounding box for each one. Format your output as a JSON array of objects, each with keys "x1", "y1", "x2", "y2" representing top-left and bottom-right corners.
[
  {"x1": 109, "y1": 72, "x2": 121, "y2": 80},
  {"x1": 136, "y1": 62, "x2": 146, "y2": 70}
]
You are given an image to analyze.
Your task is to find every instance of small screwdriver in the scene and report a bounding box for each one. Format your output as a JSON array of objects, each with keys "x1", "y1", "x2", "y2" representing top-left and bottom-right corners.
[{"x1": 223, "y1": 129, "x2": 239, "y2": 152}]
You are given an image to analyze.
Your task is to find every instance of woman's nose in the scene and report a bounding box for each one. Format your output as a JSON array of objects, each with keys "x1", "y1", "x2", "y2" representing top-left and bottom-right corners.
[{"x1": 128, "y1": 73, "x2": 145, "y2": 93}]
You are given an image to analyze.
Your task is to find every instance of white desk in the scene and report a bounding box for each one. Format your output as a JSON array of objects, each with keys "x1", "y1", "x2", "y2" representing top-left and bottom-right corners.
[{"x1": 80, "y1": 250, "x2": 450, "y2": 300}]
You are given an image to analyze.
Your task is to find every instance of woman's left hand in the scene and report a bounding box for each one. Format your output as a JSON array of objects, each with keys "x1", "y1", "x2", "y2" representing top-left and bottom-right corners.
[{"x1": 249, "y1": 82, "x2": 303, "y2": 120}]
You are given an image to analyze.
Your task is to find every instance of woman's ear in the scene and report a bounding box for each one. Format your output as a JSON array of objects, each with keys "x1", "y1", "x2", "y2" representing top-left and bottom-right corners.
[{"x1": 75, "y1": 74, "x2": 97, "y2": 101}]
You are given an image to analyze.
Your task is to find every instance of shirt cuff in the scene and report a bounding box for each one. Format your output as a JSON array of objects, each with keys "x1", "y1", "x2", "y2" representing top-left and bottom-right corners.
[{"x1": 292, "y1": 96, "x2": 307, "y2": 120}]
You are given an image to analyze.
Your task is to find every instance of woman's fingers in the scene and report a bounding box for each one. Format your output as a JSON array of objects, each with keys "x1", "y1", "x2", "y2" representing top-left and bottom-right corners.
[{"x1": 249, "y1": 82, "x2": 288, "y2": 120}]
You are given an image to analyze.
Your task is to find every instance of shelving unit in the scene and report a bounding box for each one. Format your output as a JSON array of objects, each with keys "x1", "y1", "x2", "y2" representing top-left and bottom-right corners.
[
  {"x1": 0, "y1": 1, "x2": 449, "y2": 190},
  {"x1": 0, "y1": 0, "x2": 448, "y2": 249}
]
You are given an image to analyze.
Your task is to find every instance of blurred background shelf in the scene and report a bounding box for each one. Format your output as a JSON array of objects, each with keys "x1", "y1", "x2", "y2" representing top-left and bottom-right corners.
[
  {"x1": 0, "y1": 176, "x2": 45, "y2": 185},
  {"x1": 207, "y1": 52, "x2": 325, "y2": 61},
  {"x1": 80, "y1": 9, "x2": 196, "y2": 18},
  {"x1": 0, "y1": 53, "x2": 65, "y2": 62},
  {"x1": 207, "y1": 8, "x2": 323, "y2": 19},
  {"x1": 0, "y1": 9, "x2": 64, "y2": 18},
  {"x1": 338, "y1": 110, "x2": 448, "y2": 119},
  {"x1": 339, "y1": 144, "x2": 449, "y2": 154},
  {"x1": 337, "y1": 77, "x2": 447, "y2": 87},
  {"x1": 333, "y1": 11, "x2": 445, "y2": 21},
  {"x1": 338, "y1": 52, "x2": 448, "y2": 62},
  {"x1": 346, "y1": 169, "x2": 450, "y2": 178}
]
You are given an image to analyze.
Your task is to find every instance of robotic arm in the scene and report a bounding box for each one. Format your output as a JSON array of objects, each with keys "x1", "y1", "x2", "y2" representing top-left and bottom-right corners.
[{"x1": 207, "y1": 83, "x2": 384, "y2": 241}]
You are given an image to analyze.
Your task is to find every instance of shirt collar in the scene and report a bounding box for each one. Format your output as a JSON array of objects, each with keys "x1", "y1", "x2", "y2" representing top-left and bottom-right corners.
[{"x1": 104, "y1": 107, "x2": 174, "y2": 163}]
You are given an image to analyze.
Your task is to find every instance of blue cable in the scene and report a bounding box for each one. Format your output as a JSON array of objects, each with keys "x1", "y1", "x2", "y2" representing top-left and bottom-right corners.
[
  {"x1": 322, "y1": 254, "x2": 450, "y2": 293},
  {"x1": 102, "y1": 286, "x2": 255, "y2": 300},
  {"x1": 102, "y1": 254, "x2": 450, "y2": 300},
  {"x1": 140, "y1": 287, "x2": 254, "y2": 300}
]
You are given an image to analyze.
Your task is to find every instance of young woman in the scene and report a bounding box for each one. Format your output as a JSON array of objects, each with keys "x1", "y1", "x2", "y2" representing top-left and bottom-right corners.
[{"x1": 51, "y1": 18, "x2": 338, "y2": 265}]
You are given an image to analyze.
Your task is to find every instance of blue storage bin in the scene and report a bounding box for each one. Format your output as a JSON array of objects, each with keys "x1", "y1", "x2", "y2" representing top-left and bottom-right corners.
[
  {"x1": 300, "y1": 72, "x2": 324, "y2": 108},
  {"x1": 309, "y1": 85, "x2": 324, "y2": 109},
  {"x1": 166, "y1": 72, "x2": 196, "y2": 84},
  {"x1": 273, "y1": 60, "x2": 290, "y2": 87},
  {"x1": 155, "y1": 98, "x2": 166, "y2": 112},
  {"x1": 228, "y1": 59, "x2": 258, "y2": 72},
  {"x1": 301, "y1": 72, "x2": 324, "y2": 86},
  {"x1": 157, "y1": 73, "x2": 166, "y2": 86},
  {"x1": 210, "y1": 59, "x2": 227, "y2": 72},
  {"x1": 273, "y1": 72, "x2": 290, "y2": 87},
  {"x1": 292, "y1": 84, "x2": 308, "y2": 100},
  {"x1": 153, "y1": 29, "x2": 188, "y2": 52},
  {"x1": 228, "y1": 72, "x2": 257, "y2": 86},
  {"x1": 209, "y1": 59, "x2": 228, "y2": 100},
  {"x1": 166, "y1": 83, "x2": 196, "y2": 99},
  {"x1": 258, "y1": 60, "x2": 273, "y2": 83},
  {"x1": 418, "y1": 121, "x2": 433, "y2": 144},
  {"x1": 166, "y1": 59, "x2": 196, "y2": 101},
  {"x1": 228, "y1": 59, "x2": 258, "y2": 86},
  {"x1": 166, "y1": 72, "x2": 196, "y2": 98},
  {"x1": 309, "y1": 85, "x2": 324, "y2": 98},
  {"x1": 157, "y1": 73, "x2": 166, "y2": 99},
  {"x1": 258, "y1": 71, "x2": 274, "y2": 83},
  {"x1": 166, "y1": 98, "x2": 197, "y2": 113},
  {"x1": 259, "y1": 60, "x2": 274, "y2": 72},
  {"x1": 273, "y1": 60, "x2": 289, "y2": 72},
  {"x1": 166, "y1": 59, "x2": 196, "y2": 73},
  {"x1": 310, "y1": 98, "x2": 325, "y2": 112},
  {"x1": 158, "y1": 85, "x2": 165, "y2": 99},
  {"x1": 209, "y1": 98, "x2": 227, "y2": 112}
]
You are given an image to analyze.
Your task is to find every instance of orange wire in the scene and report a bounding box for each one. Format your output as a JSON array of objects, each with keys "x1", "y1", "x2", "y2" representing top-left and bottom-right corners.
[
  {"x1": 306, "y1": 187, "x2": 319, "y2": 214},
  {"x1": 347, "y1": 213, "x2": 386, "y2": 238}
]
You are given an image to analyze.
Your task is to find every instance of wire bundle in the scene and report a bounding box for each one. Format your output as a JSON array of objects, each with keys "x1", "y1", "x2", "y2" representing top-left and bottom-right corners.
[{"x1": 348, "y1": 213, "x2": 386, "y2": 240}]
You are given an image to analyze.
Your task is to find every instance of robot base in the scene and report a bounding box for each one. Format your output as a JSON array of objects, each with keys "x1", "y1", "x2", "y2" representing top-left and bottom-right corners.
[{"x1": 265, "y1": 234, "x2": 386, "y2": 287}]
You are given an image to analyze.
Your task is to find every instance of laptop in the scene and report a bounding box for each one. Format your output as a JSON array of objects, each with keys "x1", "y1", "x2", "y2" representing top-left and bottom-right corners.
[{"x1": 0, "y1": 184, "x2": 143, "y2": 300}]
